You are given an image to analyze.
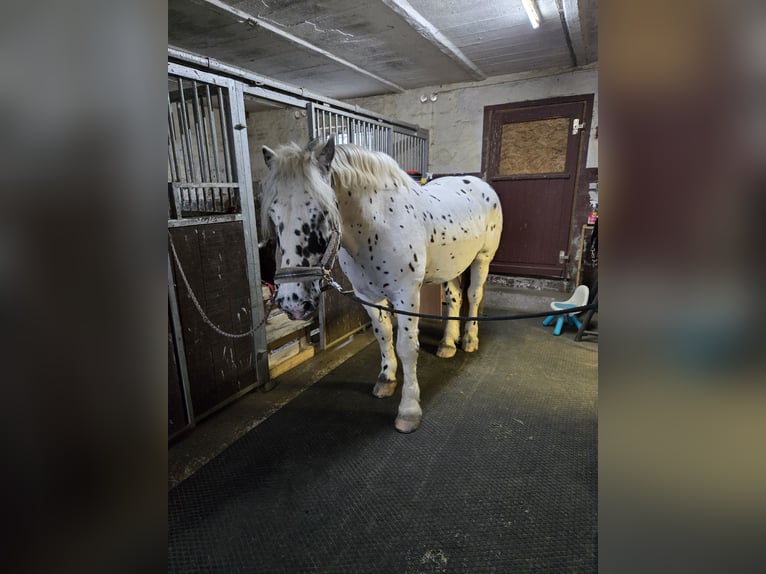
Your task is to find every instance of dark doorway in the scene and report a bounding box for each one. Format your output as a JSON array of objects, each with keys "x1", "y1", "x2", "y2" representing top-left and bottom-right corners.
[{"x1": 482, "y1": 95, "x2": 594, "y2": 278}]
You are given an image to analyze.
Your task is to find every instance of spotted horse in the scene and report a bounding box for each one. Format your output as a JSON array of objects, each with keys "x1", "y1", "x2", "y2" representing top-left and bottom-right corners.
[{"x1": 261, "y1": 136, "x2": 503, "y2": 432}]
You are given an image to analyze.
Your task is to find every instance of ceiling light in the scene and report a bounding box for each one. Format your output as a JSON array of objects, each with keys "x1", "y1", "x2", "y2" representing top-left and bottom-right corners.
[{"x1": 521, "y1": 0, "x2": 541, "y2": 29}]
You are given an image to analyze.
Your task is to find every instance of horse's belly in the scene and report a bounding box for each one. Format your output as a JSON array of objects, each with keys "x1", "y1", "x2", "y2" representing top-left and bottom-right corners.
[{"x1": 423, "y1": 237, "x2": 485, "y2": 284}]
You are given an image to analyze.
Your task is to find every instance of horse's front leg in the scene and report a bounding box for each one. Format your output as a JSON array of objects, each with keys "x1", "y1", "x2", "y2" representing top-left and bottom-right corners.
[
  {"x1": 394, "y1": 293, "x2": 422, "y2": 433},
  {"x1": 364, "y1": 300, "x2": 398, "y2": 398}
]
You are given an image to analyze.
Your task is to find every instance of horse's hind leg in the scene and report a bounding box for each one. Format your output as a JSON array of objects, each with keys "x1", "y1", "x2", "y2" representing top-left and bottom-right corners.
[
  {"x1": 437, "y1": 276, "x2": 462, "y2": 359},
  {"x1": 365, "y1": 300, "x2": 398, "y2": 398},
  {"x1": 463, "y1": 252, "x2": 492, "y2": 353}
]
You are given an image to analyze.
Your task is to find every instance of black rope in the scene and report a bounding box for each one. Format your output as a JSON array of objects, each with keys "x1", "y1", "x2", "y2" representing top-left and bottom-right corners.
[{"x1": 330, "y1": 284, "x2": 596, "y2": 322}]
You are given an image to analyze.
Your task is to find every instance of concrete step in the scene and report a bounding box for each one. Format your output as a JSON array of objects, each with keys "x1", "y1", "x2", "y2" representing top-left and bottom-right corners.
[
  {"x1": 483, "y1": 283, "x2": 563, "y2": 313},
  {"x1": 483, "y1": 274, "x2": 571, "y2": 313}
]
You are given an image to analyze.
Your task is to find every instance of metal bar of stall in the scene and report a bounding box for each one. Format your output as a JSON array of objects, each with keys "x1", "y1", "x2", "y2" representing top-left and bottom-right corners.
[
  {"x1": 201, "y1": 90, "x2": 216, "y2": 212},
  {"x1": 306, "y1": 103, "x2": 315, "y2": 138},
  {"x1": 218, "y1": 86, "x2": 235, "y2": 211},
  {"x1": 168, "y1": 251, "x2": 195, "y2": 429},
  {"x1": 176, "y1": 79, "x2": 195, "y2": 184},
  {"x1": 202, "y1": 85, "x2": 222, "y2": 211},
  {"x1": 187, "y1": 81, "x2": 207, "y2": 210},
  {"x1": 167, "y1": 129, "x2": 179, "y2": 184},
  {"x1": 191, "y1": 81, "x2": 213, "y2": 212},
  {"x1": 228, "y1": 83, "x2": 270, "y2": 388},
  {"x1": 177, "y1": 79, "x2": 201, "y2": 212},
  {"x1": 217, "y1": 87, "x2": 233, "y2": 182},
  {"x1": 321, "y1": 109, "x2": 326, "y2": 140},
  {"x1": 167, "y1": 95, "x2": 184, "y2": 184}
]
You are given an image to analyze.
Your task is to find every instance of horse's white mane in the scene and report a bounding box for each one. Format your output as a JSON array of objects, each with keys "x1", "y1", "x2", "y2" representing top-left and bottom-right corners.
[
  {"x1": 331, "y1": 144, "x2": 413, "y2": 194},
  {"x1": 260, "y1": 141, "x2": 412, "y2": 238}
]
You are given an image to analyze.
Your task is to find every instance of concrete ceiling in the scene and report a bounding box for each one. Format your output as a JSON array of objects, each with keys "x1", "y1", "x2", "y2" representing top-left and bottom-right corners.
[{"x1": 169, "y1": 0, "x2": 598, "y2": 100}]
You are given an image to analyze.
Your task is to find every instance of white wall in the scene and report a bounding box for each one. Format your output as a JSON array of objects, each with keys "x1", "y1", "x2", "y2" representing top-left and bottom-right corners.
[{"x1": 348, "y1": 64, "x2": 598, "y2": 174}]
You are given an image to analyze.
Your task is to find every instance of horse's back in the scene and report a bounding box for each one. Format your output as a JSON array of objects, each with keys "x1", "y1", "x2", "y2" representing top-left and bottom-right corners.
[{"x1": 411, "y1": 176, "x2": 502, "y2": 283}]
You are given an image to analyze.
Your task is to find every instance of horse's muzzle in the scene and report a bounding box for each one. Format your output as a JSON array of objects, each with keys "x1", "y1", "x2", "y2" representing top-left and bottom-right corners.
[{"x1": 282, "y1": 299, "x2": 317, "y2": 321}]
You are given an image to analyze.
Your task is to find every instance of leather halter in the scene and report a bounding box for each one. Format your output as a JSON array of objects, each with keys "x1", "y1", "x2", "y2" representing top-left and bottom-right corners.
[{"x1": 272, "y1": 229, "x2": 341, "y2": 286}]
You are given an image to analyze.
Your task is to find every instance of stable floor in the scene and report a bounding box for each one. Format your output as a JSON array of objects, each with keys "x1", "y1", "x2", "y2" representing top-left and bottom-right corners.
[{"x1": 168, "y1": 284, "x2": 598, "y2": 573}]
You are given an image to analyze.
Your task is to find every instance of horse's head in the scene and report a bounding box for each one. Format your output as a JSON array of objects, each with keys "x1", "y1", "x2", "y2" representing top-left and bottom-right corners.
[{"x1": 261, "y1": 136, "x2": 339, "y2": 321}]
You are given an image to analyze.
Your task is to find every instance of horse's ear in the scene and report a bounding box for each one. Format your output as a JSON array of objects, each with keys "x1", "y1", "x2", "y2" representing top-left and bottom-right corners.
[
  {"x1": 262, "y1": 146, "x2": 276, "y2": 169},
  {"x1": 306, "y1": 137, "x2": 323, "y2": 152},
  {"x1": 316, "y1": 135, "x2": 335, "y2": 173}
]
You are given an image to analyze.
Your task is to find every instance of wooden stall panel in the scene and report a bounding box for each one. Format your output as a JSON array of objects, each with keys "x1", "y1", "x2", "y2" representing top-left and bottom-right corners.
[
  {"x1": 322, "y1": 260, "x2": 371, "y2": 349},
  {"x1": 169, "y1": 221, "x2": 258, "y2": 417}
]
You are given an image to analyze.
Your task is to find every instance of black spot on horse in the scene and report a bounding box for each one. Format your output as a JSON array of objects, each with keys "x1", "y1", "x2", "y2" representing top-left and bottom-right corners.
[
  {"x1": 295, "y1": 245, "x2": 303, "y2": 256},
  {"x1": 301, "y1": 258, "x2": 309, "y2": 266},
  {"x1": 307, "y1": 231, "x2": 326, "y2": 255},
  {"x1": 294, "y1": 229, "x2": 301, "y2": 236},
  {"x1": 279, "y1": 222, "x2": 284, "y2": 232},
  {"x1": 409, "y1": 262, "x2": 415, "y2": 272},
  {"x1": 302, "y1": 223, "x2": 310, "y2": 234},
  {"x1": 462, "y1": 179, "x2": 470, "y2": 184}
]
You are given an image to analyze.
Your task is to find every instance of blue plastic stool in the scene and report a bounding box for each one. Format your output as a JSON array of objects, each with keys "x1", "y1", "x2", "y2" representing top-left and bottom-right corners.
[{"x1": 543, "y1": 285, "x2": 589, "y2": 336}]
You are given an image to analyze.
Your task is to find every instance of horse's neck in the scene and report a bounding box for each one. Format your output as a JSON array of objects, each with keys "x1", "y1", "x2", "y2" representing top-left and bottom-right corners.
[{"x1": 334, "y1": 183, "x2": 391, "y2": 249}]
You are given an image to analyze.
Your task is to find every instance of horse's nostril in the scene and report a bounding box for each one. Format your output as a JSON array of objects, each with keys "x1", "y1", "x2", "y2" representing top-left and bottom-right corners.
[{"x1": 302, "y1": 301, "x2": 315, "y2": 313}]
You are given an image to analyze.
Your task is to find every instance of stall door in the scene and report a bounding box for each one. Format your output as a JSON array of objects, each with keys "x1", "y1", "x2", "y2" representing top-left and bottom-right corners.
[
  {"x1": 483, "y1": 95, "x2": 593, "y2": 278},
  {"x1": 167, "y1": 65, "x2": 269, "y2": 435}
]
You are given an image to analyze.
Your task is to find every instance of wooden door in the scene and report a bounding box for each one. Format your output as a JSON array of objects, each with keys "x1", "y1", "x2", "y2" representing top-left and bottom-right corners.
[{"x1": 483, "y1": 95, "x2": 593, "y2": 277}]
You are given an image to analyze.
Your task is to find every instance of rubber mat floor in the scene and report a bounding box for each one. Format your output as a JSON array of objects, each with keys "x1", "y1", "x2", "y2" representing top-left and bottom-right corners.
[{"x1": 169, "y1": 311, "x2": 597, "y2": 573}]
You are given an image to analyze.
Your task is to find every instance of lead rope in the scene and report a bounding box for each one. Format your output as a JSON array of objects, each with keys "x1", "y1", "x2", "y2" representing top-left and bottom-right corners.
[
  {"x1": 323, "y1": 277, "x2": 596, "y2": 322},
  {"x1": 169, "y1": 232, "x2": 273, "y2": 338}
]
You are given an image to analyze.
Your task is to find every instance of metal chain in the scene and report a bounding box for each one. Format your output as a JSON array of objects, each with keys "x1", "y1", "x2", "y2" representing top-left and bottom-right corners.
[{"x1": 169, "y1": 232, "x2": 271, "y2": 338}]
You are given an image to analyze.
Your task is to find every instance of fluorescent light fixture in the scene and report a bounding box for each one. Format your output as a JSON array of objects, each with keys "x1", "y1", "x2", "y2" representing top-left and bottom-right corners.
[{"x1": 521, "y1": 0, "x2": 541, "y2": 29}]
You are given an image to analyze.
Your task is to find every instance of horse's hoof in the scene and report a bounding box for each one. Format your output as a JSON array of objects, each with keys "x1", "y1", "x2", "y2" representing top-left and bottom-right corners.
[
  {"x1": 463, "y1": 338, "x2": 479, "y2": 353},
  {"x1": 394, "y1": 415, "x2": 421, "y2": 433},
  {"x1": 373, "y1": 379, "x2": 397, "y2": 398},
  {"x1": 436, "y1": 344, "x2": 457, "y2": 359}
]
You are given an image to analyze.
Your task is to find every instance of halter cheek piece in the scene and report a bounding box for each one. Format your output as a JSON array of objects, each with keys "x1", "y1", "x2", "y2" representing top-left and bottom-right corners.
[{"x1": 272, "y1": 229, "x2": 342, "y2": 292}]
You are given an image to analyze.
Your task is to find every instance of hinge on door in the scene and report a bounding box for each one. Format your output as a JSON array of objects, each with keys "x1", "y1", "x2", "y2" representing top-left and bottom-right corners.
[
  {"x1": 572, "y1": 119, "x2": 585, "y2": 135},
  {"x1": 559, "y1": 250, "x2": 570, "y2": 264}
]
